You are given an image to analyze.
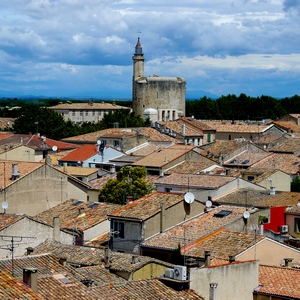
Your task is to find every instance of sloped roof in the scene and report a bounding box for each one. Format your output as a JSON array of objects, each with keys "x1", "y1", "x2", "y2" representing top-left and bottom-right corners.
[
  {"x1": 164, "y1": 161, "x2": 216, "y2": 175},
  {"x1": 201, "y1": 120, "x2": 272, "y2": 133},
  {"x1": 271, "y1": 136, "x2": 300, "y2": 153},
  {"x1": 58, "y1": 144, "x2": 98, "y2": 162},
  {"x1": 182, "y1": 228, "x2": 265, "y2": 259},
  {"x1": 98, "y1": 279, "x2": 204, "y2": 300},
  {"x1": 0, "y1": 134, "x2": 80, "y2": 151},
  {"x1": 32, "y1": 240, "x2": 173, "y2": 272},
  {"x1": 199, "y1": 140, "x2": 248, "y2": 162},
  {"x1": 34, "y1": 199, "x2": 120, "y2": 231},
  {"x1": 155, "y1": 173, "x2": 236, "y2": 189},
  {"x1": 63, "y1": 127, "x2": 177, "y2": 144},
  {"x1": 0, "y1": 160, "x2": 43, "y2": 189},
  {"x1": 249, "y1": 153, "x2": 300, "y2": 175},
  {"x1": 49, "y1": 102, "x2": 129, "y2": 110},
  {"x1": 214, "y1": 188, "x2": 300, "y2": 208},
  {"x1": 108, "y1": 192, "x2": 185, "y2": 221},
  {"x1": 255, "y1": 265, "x2": 300, "y2": 299},
  {"x1": 223, "y1": 150, "x2": 271, "y2": 167},
  {"x1": 142, "y1": 205, "x2": 247, "y2": 251},
  {"x1": 158, "y1": 120, "x2": 203, "y2": 137},
  {"x1": 179, "y1": 117, "x2": 216, "y2": 131},
  {"x1": 132, "y1": 147, "x2": 195, "y2": 168},
  {"x1": 0, "y1": 266, "x2": 41, "y2": 299},
  {"x1": 0, "y1": 253, "x2": 80, "y2": 279}
]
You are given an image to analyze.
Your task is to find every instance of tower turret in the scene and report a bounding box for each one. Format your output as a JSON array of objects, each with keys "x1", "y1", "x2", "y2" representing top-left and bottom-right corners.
[{"x1": 132, "y1": 37, "x2": 145, "y2": 80}]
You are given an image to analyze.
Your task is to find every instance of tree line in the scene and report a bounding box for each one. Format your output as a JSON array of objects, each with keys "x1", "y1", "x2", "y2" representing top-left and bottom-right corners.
[{"x1": 186, "y1": 94, "x2": 300, "y2": 120}]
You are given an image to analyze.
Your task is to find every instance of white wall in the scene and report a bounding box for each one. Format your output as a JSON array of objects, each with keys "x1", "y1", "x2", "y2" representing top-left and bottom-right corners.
[{"x1": 190, "y1": 261, "x2": 259, "y2": 300}]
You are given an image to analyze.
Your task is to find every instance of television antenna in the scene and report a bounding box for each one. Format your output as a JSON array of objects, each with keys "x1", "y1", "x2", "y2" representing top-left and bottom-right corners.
[{"x1": 0, "y1": 235, "x2": 36, "y2": 276}]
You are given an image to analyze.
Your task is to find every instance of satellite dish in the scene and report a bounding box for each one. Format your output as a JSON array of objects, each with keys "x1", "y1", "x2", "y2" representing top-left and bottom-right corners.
[
  {"x1": 52, "y1": 145, "x2": 58, "y2": 152},
  {"x1": 243, "y1": 211, "x2": 250, "y2": 219},
  {"x1": 97, "y1": 140, "x2": 101, "y2": 145},
  {"x1": 184, "y1": 192, "x2": 194, "y2": 204},
  {"x1": 206, "y1": 200, "x2": 212, "y2": 208},
  {"x1": 2, "y1": 202, "x2": 8, "y2": 210}
]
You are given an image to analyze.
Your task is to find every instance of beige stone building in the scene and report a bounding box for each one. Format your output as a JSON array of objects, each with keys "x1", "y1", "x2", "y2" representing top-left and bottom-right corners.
[
  {"x1": 132, "y1": 38, "x2": 186, "y2": 122},
  {"x1": 49, "y1": 101, "x2": 129, "y2": 124}
]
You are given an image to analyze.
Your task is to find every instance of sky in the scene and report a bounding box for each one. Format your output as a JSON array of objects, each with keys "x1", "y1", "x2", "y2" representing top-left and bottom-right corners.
[{"x1": 0, "y1": 0, "x2": 300, "y2": 99}]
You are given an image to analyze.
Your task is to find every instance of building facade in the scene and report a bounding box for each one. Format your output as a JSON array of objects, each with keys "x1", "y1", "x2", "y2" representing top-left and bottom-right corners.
[{"x1": 132, "y1": 38, "x2": 186, "y2": 122}]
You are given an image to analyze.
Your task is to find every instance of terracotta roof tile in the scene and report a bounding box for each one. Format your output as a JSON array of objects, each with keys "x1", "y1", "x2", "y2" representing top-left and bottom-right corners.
[
  {"x1": 214, "y1": 188, "x2": 300, "y2": 208},
  {"x1": 155, "y1": 173, "x2": 236, "y2": 189},
  {"x1": 271, "y1": 136, "x2": 300, "y2": 153},
  {"x1": 58, "y1": 144, "x2": 98, "y2": 162},
  {"x1": 165, "y1": 161, "x2": 216, "y2": 175},
  {"x1": 202, "y1": 120, "x2": 271, "y2": 133},
  {"x1": 255, "y1": 265, "x2": 300, "y2": 298},
  {"x1": 143, "y1": 205, "x2": 247, "y2": 250},
  {"x1": 0, "y1": 266, "x2": 41, "y2": 299},
  {"x1": 132, "y1": 147, "x2": 195, "y2": 167},
  {"x1": 108, "y1": 192, "x2": 185, "y2": 221},
  {"x1": 49, "y1": 102, "x2": 128, "y2": 110},
  {"x1": 182, "y1": 228, "x2": 265, "y2": 259},
  {"x1": 35, "y1": 199, "x2": 120, "y2": 231},
  {"x1": 158, "y1": 120, "x2": 203, "y2": 136},
  {"x1": 223, "y1": 150, "x2": 271, "y2": 167},
  {"x1": 249, "y1": 153, "x2": 300, "y2": 175}
]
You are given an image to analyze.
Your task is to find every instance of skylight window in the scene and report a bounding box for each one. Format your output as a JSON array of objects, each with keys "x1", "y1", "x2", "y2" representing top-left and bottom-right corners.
[
  {"x1": 241, "y1": 160, "x2": 249, "y2": 164},
  {"x1": 72, "y1": 201, "x2": 84, "y2": 206},
  {"x1": 59, "y1": 277, "x2": 71, "y2": 284},
  {"x1": 214, "y1": 210, "x2": 232, "y2": 218},
  {"x1": 88, "y1": 203, "x2": 99, "y2": 209},
  {"x1": 293, "y1": 162, "x2": 299, "y2": 165}
]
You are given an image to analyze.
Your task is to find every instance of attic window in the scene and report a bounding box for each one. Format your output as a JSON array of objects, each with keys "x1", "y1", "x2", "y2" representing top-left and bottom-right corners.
[
  {"x1": 88, "y1": 203, "x2": 99, "y2": 209},
  {"x1": 241, "y1": 160, "x2": 249, "y2": 164},
  {"x1": 214, "y1": 210, "x2": 232, "y2": 218},
  {"x1": 72, "y1": 201, "x2": 84, "y2": 206}
]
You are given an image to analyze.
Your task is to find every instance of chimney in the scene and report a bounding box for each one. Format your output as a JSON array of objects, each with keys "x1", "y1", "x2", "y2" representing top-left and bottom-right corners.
[
  {"x1": 131, "y1": 255, "x2": 139, "y2": 264},
  {"x1": 53, "y1": 217, "x2": 60, "y2": 242},
  {"x1": 229, "y1": 255, "x2": 235, "y2": 263},
  {"x1": 104, "y1": 247, "x2": 109, "y2": 265},
  {"x1": 63, "y1": 162, "x2": 68, "y2": 173},
  {"x1": 284, "y1": 258, "x2": 293, "y2": 267},
  {"x1": 26, "y1": 247, "x2": 34, "y2": 256},
  {"x1": 258, "y1": 223, "x2": 264, "y2": 235},
  {"x1": 270, "y1": 186, "x2": 276, "y2": 196},
  {"x1": 126, "y1": 196, "x2": 133, "y2": 204},
  {"x1": 182, "y1": 124, "x2": 186, "y2": 136},
  {"x1": 45, "y1": 155, "x2": 52, "y2": 165},
  {"x1": 23, "y1": 268, "x2": 38, "y2": 293},
  {"x1": 59, "y1": 257, "x2": 67, "y2": 266},
  {"x1": 160, "y1": 203, "x2": 165, "y2": 233},
  {"x1": 209, "y1": 283, "x2": 218, "y2": 300},
  {"x1": 225, "y1": 169, "x2": 231, "y2": 176},
  {"x1": 204, "y1": 250, "x2": 211, "y2": 266},
  {"x1": 12, "y1": 163, "x2": 20, "y2": 180},
  {"x1": 110, "y1": 165, "x2": 116, "y2": 174}
]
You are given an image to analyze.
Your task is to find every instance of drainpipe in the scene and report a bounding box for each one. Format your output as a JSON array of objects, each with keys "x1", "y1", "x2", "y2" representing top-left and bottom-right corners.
[{"x1": 160, "y1": 203, "x2": 165, "y2": 233}]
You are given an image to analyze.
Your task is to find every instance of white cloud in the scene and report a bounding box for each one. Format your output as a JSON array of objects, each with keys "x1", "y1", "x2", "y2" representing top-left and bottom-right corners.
[{"x1": 0, "y1": 0, "x2": 299, "y2": 98}]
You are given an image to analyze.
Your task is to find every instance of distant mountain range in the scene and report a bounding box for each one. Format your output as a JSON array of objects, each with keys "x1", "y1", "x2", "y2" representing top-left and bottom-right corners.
[{"x1": 0, "y1": 89, "x2": 219, "y2": 101}]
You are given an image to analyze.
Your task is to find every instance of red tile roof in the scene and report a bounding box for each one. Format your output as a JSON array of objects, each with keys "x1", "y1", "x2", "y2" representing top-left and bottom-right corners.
[
  {"x1": 58, "y1": 144, "x2": 98, "y2": 162},
  {"x1": 255, "y1": 265, "x2": 300, "y2": 298}
]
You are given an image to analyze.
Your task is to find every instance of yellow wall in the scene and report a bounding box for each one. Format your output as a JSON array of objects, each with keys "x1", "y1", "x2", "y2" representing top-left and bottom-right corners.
[{"x1": 132, "y1": 263, "x2": 167, "y2": 280}]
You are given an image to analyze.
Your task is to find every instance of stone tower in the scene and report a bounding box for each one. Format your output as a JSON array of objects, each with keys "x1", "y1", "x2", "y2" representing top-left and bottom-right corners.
[{"x1": 132, "y1": 38, "x2": 186, "y2": 122}]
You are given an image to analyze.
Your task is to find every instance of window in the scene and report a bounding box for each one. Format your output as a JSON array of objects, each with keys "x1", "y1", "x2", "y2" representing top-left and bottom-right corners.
[
  {"x1": 85, "y1": 110, "x2": 88, "y2": 116},
  {"x1": 72, "y1": 110, "x2": 75, "y2": 116},
  {"x1": 114, "y1": 222, "x2": 124, "y2": 238},
  {"x1": 165, "y1": 188, "x2": 172, "y2": 192},
  {"x1": 92, "y1": 111, "x2": 95, "y2": 116},
  {"x1": 247, "y1": 176, "x2": 255, "y2": 181},
  {"x1": 80, "y1": 111, "x2": 83, "y2": 116},
  {"x1": 113, "y1": 140, "x2": 120, "y2": 147},
  {"x1": 207, "y1": 134, "x2": 211, "y2": 143},
  {"x1": 295, "y1": 218, "x2": 300, "y2": 233}
]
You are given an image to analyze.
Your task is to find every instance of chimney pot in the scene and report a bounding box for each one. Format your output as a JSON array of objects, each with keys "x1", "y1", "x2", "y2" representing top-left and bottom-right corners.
[
  {"x1": 229, "y1": 255, "x2": 235, "y2": 263},
  {"x1": 204, "y1": 250, "x2": 211, "y2": 266}
]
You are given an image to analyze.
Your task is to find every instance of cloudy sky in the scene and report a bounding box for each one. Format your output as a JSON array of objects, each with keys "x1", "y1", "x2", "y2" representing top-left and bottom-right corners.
[{"x1": 1, "y1": 0, "x2": 300, "y2": 99}]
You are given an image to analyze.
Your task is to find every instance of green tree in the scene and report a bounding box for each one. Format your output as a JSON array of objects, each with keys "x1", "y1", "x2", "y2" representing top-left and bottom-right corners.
[
  {"x1": 98, "y1": 166, "x2": 155, "y2": 204},
  {"x1": 291, "y1": 176, "x2": 300, "y2": 192}
]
